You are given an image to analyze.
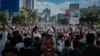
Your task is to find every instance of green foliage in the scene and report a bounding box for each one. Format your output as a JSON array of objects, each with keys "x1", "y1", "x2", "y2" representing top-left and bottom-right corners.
[
  {"x1": 12, "y1": 13, "x2": 26, "y2": 25},
  {"x1": 0, "y1": 11, "x2": 9, "y2": 25},
  {"x1": 12, "y1": 8, "x2": 37, "y2": 26},
  {"x1": 80, "y1": 12, "x2": 100, "y2": 25},
  {"x1": 80, "y1": 11, "x2": 100, "y2": 29},
  {"x1": 27, "y1": 9, "x2": 37, "y2": 25}
]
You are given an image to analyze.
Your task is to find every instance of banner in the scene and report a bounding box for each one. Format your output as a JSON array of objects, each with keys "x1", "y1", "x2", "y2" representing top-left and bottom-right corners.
[{"x1": 69, "y1": 4, "x2": 80, "y2": 24}]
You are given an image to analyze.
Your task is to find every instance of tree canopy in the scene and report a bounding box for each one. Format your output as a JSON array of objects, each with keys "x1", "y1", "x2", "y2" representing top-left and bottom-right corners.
[{"x1": 0, "y1": 11, "x2": 9, "y2": 25}]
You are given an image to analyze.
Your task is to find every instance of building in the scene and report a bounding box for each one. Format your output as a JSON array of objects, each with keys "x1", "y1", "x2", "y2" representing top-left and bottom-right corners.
[
  {"x1": 57, "y1": 13, "x2": 69, "y2": 25},
  {"x1": 0, "y1": 0, "x2": 23, "y2": 14},
  {"x1": 23, "y1": 0, "x2": 34, "y2": 9},
  {"x1": 70, "y1": 4, "x2": 79, "y2": 11},
  {"x1": 43, "y1": 8, "x2": 51, "y2": 16},
  {"x1": 65, "y1": 9, "x2": 71, "y2": 17},
  {"x1": 0, "y1": 0, "x2": 1, "y2": 8},
  {"x1": 58, "y1": 13, "x2": 65, "y2": 19},
  {"x1": 43, "y1": 8, "x2": 51, "y2": 22},
  {"x1": 50, "y1": 15, "x2": 58, "y2": 22}
]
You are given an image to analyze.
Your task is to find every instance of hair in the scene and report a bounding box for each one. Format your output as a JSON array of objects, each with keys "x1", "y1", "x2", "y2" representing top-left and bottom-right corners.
[
  {"x1": 2, "y1": 47, "x2": 19, "y2": 56},
  {"x1": 13, "y1": 31, "x2": 19, "y2": 37},
  {"x1": 24, "y1": 38, "x2": 32, "y2": 47},
  {"x1": 86, "y1": 33, "x2": 95, "y2": 44},
  {"x1": 23, "y1": 33, "x2": 27, "y2": 37},
  {"x1": 13, "y1": 31, "x2": 21, "y2": 41},
  {"x1": 41, "y1": 34, "x2": 57, "y2": 49},
  {"x1": 32, "y1": 26, "x2": 38, "y2": 32}
]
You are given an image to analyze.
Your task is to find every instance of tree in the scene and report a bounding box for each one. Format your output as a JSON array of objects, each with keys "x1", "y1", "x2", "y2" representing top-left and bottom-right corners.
[
  {"x1": 12, "y1": 12, "x2": 27, "y2": 25},
  {"x1": 0, "y1": 11, "x2": 9, "y2": 25},
  {"x1": 80, "y1": 12, "x2": 99, "y2": 29},
  {"x1": 12, "y1": 7, "x2": 37, "y2": 26},
  {"x1": 26, "y1": 9, "x2": 37, "y2": 25}
]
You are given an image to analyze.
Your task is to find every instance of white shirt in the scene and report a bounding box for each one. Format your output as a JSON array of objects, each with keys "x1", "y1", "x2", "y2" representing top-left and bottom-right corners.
[
  {"x1": 57, "y1": 40, "x2": 65, "y2": 52},
  {"x1": 0, "y1": 31, "x2": 8, "y2": 54}
]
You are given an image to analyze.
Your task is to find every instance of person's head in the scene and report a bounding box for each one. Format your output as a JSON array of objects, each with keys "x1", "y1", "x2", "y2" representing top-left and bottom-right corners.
[
  {"x1": 41, "y1": 34, "x2": 57, "y2": 56},
  {"x1": 32, "y1": 26, "x2": 38, "y2": 32},
  {"x1": 58, "y1": 33, "x2": 63, "y2": 39},
  {"x1": 23, "y1": 33, "x2": 27, "y2": 37},
  {"x1": 13, "y1": 31, "x2": 19, "y2": 37},
  {"x1": 86, "y1": 33, "x2": 95, "y2": 44},
  {"x1": 65, "y1": 40, "x2": 71, "y2": 47},
  {"x1": 2, "y1": 47, "x2": 18, "y2": 56},
  {"x1": 24, "y1": 38, "x2": 33, "y2": 47}
]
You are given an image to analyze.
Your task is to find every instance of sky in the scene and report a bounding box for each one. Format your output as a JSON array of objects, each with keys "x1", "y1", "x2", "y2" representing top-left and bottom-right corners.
[{"x1": 35, "y1": 0, "x2": 100, "y2": 15}]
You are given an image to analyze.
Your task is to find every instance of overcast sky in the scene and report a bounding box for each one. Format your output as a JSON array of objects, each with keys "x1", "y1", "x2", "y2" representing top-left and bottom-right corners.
[{"x1": 35, "y1": 0, "x2": 100, "y2": 15}]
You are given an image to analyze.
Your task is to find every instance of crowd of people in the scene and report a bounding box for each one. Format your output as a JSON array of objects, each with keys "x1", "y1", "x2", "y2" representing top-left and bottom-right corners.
[{"x1": 0, "y1": 25, "x2": 100, "y2": 56}]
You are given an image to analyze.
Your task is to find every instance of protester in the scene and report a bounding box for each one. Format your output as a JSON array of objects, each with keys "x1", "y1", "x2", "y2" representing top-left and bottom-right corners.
[
  {"x1": 81, "y1": 33, "x2": 100, "y2": 56},
  {"x1": 0, "y1": 26, "x2": 8, "y2": 55},
  {"x1": 2, "y1": 47, "x2": 19, "y2": 56},
  {"x1": 61, "y1": 40, "x2": 72, "y2": 56},
  {"x1": 19, "y1": 38, "x2": 36, "y2": 56},
  {"x1": 41, "y1": 34, "x2": 58, "y2": 56}
]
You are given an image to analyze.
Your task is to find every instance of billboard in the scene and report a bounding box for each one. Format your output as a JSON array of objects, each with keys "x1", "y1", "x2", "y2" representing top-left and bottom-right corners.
[
  {"x1": 72, "y1": 12, "x2": 78, "y2": 17},
  {"x1": 70, "y1": 4, "x2": 79, "y2": 11},
  {"x1": 69, "y1": 4, "x2": 80, "y2": 24}
]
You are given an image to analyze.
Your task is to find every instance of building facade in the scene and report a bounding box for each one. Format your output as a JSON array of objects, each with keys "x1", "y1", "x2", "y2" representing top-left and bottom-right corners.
[
  {"x1": 43, "y1": 8, "x2": 51, "y2": 22},
  {"x1": 0, "y1": 0, "x2": 1, "y2": 8},
  {"x1": 58, "y1": 13, "x2": 65, "y2": 19},
  {"x1": 43, "y1": 8, "x2": 51, "y2": 16},
  {"x1": 0, "y1": 0, "x2": 21, "y2": 13},
  {"x1": 23, "y1": 0, "x2": 34, "y2": 9}
]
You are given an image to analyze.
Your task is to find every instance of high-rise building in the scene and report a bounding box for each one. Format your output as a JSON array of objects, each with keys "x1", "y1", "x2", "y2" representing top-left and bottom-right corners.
[
  {"x1": 70, "y1": 4, "x2": 79, "y2": 11},
  {"x1": 43, "y1": 8, "x2": 51, "y2": 22},
  {"x1": 0, "y1": 0, "x2": 1, "y2": 8},
  {"x1": 23, "y1": 0, "x2": 34, "y2": 9},
  {"x1": 43, "y1": 8, "x2": 51, "y2": 16},
  {"x1": 32, "y1": 0, "x2": 35, "y2": 9},
  {"x1": 34, "y1": 0, "x2": 36, "y2": 9},
  {"x1": 0, "y1": 0, "x2": 23, "y2": 14}
]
